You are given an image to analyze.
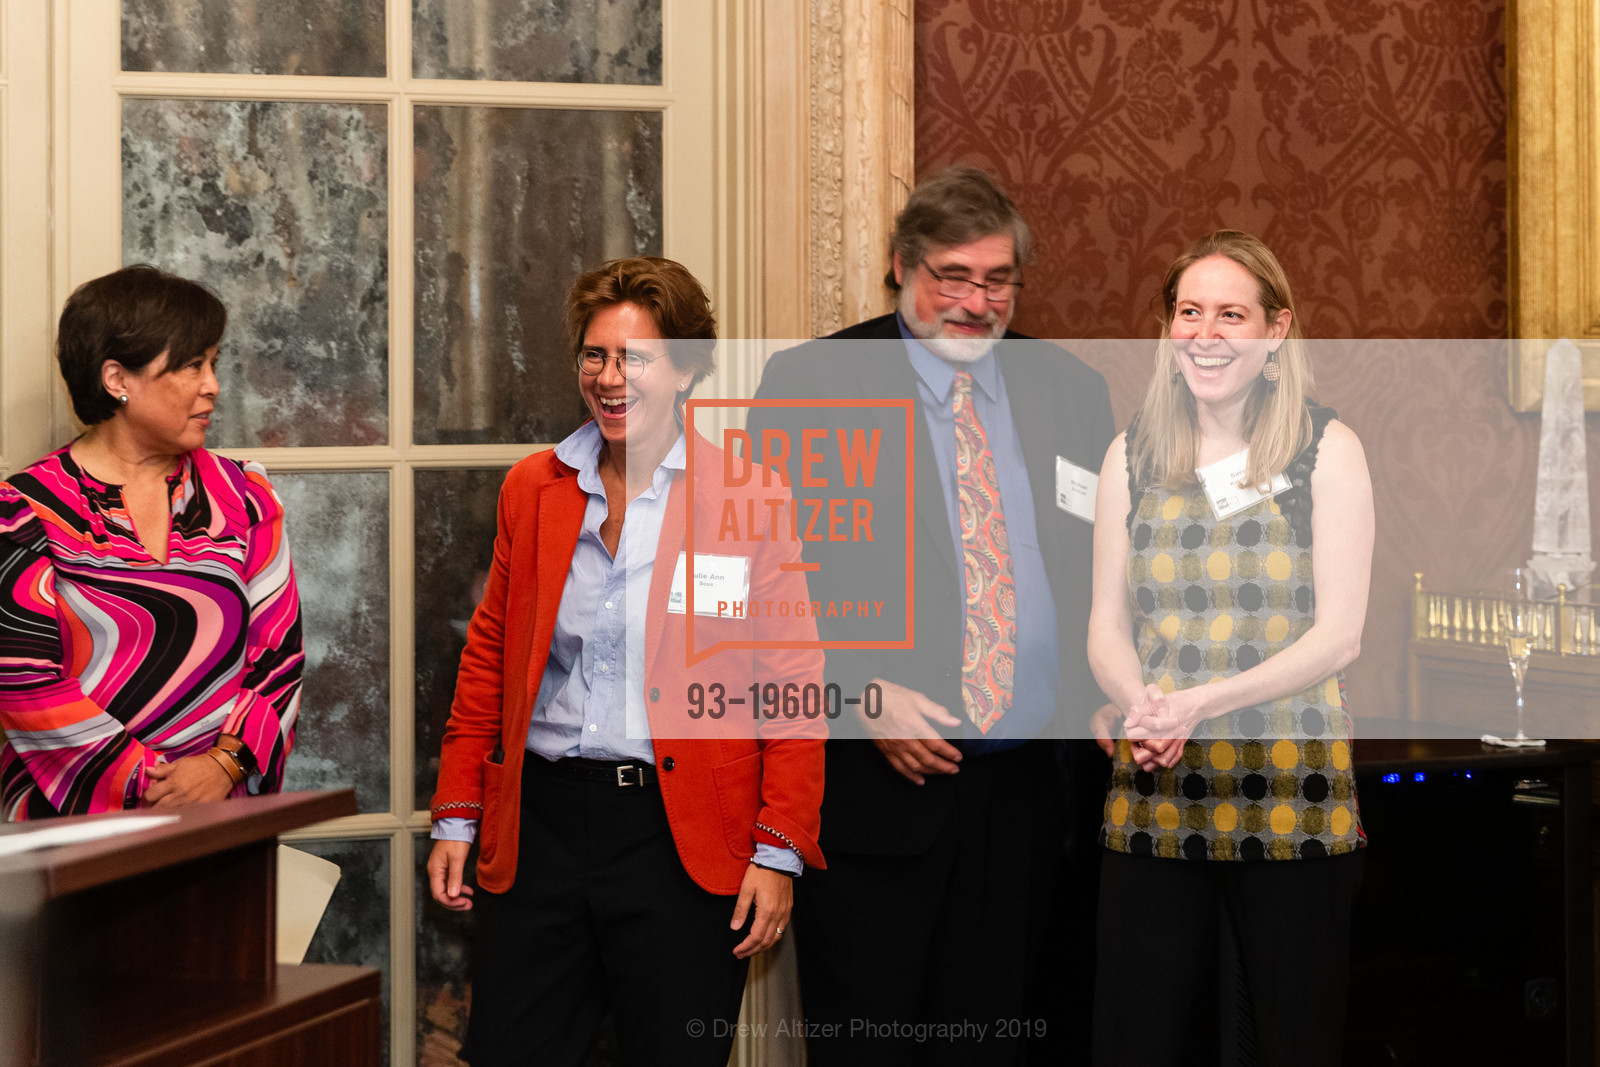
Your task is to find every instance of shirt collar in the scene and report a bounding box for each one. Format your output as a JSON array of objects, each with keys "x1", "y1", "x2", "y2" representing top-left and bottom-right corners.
[
  {"x1": 895, "y1": 312, "x2": 1002, "y2": 406},
  {"x1": 556, "y1": 420, "x2": 687, "y2": 500}
]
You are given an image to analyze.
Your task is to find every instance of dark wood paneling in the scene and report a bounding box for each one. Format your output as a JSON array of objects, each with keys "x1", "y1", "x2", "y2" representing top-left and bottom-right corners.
[
  {"x1": 0, "y1": 791, "x2": 379, "y2": 1066},
  {"x1": 106, "y1": 965, "x2": 381, "y2": 1067},
  {"x1": 1408, "y1": 638, "x2": 1600, "y2": 739}
]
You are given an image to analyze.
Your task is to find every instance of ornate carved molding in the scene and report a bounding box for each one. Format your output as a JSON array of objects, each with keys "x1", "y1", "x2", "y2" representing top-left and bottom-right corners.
[
  {"x1": 1509, "y1": 0, "x2": 1600, "y2": 409},
  {"x1": 757, "y1": 0, "x2": 912, "y2": 341},
  {"x1": 839, "y1": 0, "x2": 914, "y2": 326},
  {"x1": 809, "y1": 0, "x2": 846, "y2": 336},
  {"x1": 737, "y1": 5, "x2": 914, "y2": 1062}
]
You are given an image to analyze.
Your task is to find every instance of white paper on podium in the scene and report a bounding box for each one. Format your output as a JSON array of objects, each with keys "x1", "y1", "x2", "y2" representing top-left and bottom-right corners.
[
  {"x1": 0, "y1": 814, "x2": 177, "y2": 858},
  {"x1": 276, "y1": 844, "x2": 341, "y2": 964}
]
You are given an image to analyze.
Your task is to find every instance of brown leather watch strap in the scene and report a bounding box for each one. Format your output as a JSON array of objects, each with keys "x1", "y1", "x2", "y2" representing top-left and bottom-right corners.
[
  {"x1": 213, "y1": 733, "x2": 256, "y2": 777},
  {"x1": 207, "y1": 747, "x2": 246, "y2": 786}
]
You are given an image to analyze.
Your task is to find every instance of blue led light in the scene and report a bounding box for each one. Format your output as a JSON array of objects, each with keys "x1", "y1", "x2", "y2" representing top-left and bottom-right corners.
[
  {"x1": 1465, "y1": 771, "x2": 1474, "y2": 780},
  {"x1": 1414, "y1": 772, "x2": 1426, "y2": 783},
  {"x1": 1382, "y1": 773, "x2": 1400, "y2": 784}
]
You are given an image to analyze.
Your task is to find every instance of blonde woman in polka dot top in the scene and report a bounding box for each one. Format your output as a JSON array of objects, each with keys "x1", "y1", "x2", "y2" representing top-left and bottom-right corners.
[{"x1": 1086, "y1": 231, "x2": 1374, "y2": 1067}]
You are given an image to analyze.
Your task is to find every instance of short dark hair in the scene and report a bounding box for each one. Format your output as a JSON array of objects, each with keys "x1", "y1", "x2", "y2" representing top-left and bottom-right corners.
[
  {"x1": 885, "y1": 166, "x2": 1031, "y2": 291},
  {"x1": 57, "y1": 265, "x2": 227, "y2": 425},
  {"x1": 564, "y1": 256, "x2": 717, "y2": 393}
]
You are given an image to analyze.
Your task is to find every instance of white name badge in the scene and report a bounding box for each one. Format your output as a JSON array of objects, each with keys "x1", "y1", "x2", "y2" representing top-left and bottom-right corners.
[
  {"x1": 1055, "y1": 455, "x2": 1098, "y2": 523},
  {"x1": 667, "y1": 552, "x2": 753, "y2": 616},
  {"x1": 1196, "y1": 448, "x2": 1291, "y2": 520}
]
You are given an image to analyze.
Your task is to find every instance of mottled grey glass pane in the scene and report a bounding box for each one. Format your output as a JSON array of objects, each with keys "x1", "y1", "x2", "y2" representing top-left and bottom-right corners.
[
  {"x1": 412, "y1": 0, "x2": 660, "y2": 84},
  {"x1": 414, "y1": 468, "x2": 507, "y2": 810},
  {"x1": 123, "y1": 98, "x2": 389, "y2": 448},
  {"x1": 413, "y1": 107, "x2": 661, "y2": 445},
  {"x1": 275, "y1": 471, "x2": 390, "y2": 813},
  {"x1": 123, "y1": 0, "x2": 385, "y2": 76},
  {"x1": 299, "y1": 836, "x2": 391, "y2": 1065}
]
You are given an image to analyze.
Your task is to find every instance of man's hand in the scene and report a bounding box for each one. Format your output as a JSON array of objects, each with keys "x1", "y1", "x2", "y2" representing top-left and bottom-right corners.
[
  {"x1": 427, "y1": 839, "x2": 475, "y2": 912},
  {"x1": 861, "y1": 678, "x2": 964, "y2": 785},
  {"x1": 142, "y1": 754, "x2": 235, "y2": 807},
  {"x1": 731, "y1": 864, "x2": 793, "y2": 958}
]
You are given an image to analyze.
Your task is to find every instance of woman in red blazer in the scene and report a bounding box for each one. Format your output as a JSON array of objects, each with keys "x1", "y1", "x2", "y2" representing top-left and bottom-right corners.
[{"x1": 426, "y1": 257, "x2": 825, "y2": 1066}]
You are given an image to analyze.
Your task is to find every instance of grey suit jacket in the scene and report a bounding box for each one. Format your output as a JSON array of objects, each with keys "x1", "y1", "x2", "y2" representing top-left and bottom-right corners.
[{"x1": 748, "y1": 313, "x2": 1116, "y2": 855}]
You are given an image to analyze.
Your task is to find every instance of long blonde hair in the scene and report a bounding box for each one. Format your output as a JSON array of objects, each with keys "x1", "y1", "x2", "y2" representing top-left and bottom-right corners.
[{"x1": 1128, "y1": 230, "x2": 1315, "y2": 491}]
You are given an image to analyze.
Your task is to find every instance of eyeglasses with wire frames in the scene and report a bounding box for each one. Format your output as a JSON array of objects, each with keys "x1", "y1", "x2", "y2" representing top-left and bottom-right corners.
[
  {"x1": 576, "y1": 347, "x2": 668, "y2": 380},
  {"x1": 918, "y1": 261, "x2": 1024, "y2": 303}
]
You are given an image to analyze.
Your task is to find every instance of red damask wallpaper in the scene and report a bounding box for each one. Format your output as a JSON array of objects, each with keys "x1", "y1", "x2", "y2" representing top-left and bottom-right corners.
[{"x1": 915, "y1": 0, "x2": 1600, "y2": 727}]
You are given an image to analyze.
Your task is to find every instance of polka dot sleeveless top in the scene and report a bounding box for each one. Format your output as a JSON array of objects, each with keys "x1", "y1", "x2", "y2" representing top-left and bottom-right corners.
[{"x1": 1100, "y1": 405, "x2": 1365, "y2": 861}]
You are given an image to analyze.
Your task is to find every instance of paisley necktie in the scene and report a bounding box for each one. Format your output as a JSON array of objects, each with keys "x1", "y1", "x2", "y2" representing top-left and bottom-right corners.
[{"x1": 952, "y1": 371, "x2": 1016, "y2": 733}]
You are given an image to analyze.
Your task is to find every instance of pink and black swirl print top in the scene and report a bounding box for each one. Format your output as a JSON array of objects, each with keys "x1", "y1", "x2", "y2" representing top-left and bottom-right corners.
[{"x1": 0, "y1": 447, "x2": 303, "y2": 819}]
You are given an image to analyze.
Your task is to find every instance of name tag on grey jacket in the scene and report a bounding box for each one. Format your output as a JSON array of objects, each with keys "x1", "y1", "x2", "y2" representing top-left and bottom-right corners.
[{"x1": 1055, "y1": 455, "x2": 1097, "y2": 523}]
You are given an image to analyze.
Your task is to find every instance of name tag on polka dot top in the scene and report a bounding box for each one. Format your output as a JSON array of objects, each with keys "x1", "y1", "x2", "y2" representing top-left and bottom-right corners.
[{"x1": 1196, "y1": 448, "x2": 1291, "y2": 521}]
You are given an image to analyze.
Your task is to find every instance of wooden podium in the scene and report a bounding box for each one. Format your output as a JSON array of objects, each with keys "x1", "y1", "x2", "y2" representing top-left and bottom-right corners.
[{"x1": 0, "y1": 790, "x2": 380, "y2": 1067}]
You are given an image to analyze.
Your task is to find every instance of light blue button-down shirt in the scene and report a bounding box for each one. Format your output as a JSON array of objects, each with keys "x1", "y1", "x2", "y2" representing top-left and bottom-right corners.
[
  {"x1": 897, "y1": 314, "x2": 1060, "y2": 755},
  {"x1": 433, "y1": 421, "x2": 801, "y2": 874},
  {"x1": 524, "y1": 420, "x2": 679, "y2": 764}
]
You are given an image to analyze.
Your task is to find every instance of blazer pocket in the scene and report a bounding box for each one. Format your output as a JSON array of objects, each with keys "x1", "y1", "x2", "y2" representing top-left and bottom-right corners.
[
  {"x1": 477, "y1": 755, "x2": 506, "y2": 865},
  {"x1": 711, "y1": 750, "x2": 763, "y2": 859}
]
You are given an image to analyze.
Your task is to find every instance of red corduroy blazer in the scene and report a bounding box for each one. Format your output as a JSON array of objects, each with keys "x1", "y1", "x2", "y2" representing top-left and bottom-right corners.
[{"x1": 430, "y1": 432, "x2": 827, "y2": 895}]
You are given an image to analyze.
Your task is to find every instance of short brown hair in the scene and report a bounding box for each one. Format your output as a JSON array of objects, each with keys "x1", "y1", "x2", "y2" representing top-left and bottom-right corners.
[
  {"x1": 564, "y1": 256, "x2": 716, "y2": 393},
  {"x1": 885, "y1": 166, "x2": 1031, "y2": 291},
  {"x1": 57, "y1": 265, "x2": 227, "y2": 425}
]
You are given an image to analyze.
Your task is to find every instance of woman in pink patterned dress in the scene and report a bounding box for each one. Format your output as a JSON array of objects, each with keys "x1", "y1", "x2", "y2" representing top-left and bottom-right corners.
[{"x1": 0, "y1": 266, "x2": 303, "y2": 819}]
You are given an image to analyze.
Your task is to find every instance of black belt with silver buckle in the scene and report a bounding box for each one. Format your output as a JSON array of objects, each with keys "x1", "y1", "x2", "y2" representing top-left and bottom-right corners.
[{"x1": 547, "y1": 757, "x2": 659, "y2": 788}]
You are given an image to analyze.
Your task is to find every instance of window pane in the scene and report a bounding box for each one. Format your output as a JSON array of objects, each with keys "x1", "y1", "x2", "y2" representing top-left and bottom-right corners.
[
  {"x1": 412, "y1": 0, "x2": 661, "y2": 84},
  {"x1": 123, "y1": 0, "x2": 386, "y2": 76},
  {"x1": 275, "y1": 471, "x2": 391, "y2": 813},
  {"x1": 123, "y1": 98, "x2": 389, "y2": 448},
  {"x1": 297, "y1": 836, "x2": 392, "y2": 1065},
  {"x1": 413, "y1": 106, "x2": 662, "y2": 445},
  {"x1": 414, "y1": 468, "x2": 507, "y2": 810}
]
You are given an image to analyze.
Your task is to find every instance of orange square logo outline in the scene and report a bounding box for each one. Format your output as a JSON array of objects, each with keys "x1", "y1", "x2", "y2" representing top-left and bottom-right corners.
[{"x1": 683, "y1": 398, "x2": 916, "y2": 667}]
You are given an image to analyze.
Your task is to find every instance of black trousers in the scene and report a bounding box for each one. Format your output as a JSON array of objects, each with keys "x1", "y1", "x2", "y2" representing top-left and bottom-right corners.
[
  {"x1": 794, "y1": 741, "x2": 1065, "y2": 1067},
  {"x1": 462, "y1": 757, "x2": 751, "y2": 1067},
  {"x1": 1091, "y1": 848, "x2": 1366, "y2": 1067}
]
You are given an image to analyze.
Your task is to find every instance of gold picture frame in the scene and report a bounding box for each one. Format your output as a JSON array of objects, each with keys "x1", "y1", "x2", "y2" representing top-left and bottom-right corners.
[{"x1": 1508, "y1": 0, "x2": 1600, "y2": 411}]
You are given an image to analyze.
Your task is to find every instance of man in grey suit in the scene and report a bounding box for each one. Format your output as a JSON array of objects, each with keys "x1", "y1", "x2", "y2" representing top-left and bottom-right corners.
[{"x1": 748, "y1": 166, "x2": 1115, "y2": 1064}]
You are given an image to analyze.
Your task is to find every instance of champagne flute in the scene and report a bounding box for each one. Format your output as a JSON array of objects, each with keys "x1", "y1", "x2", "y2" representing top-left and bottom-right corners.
[{"x1": 1483, "y1": 574, "x2": 1546, "y2": 748}]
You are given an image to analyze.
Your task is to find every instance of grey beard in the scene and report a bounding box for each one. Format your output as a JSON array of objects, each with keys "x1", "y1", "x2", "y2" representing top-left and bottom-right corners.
[{"x1": 898, "y1": 290, "x2": 1004, "y2": 363}]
